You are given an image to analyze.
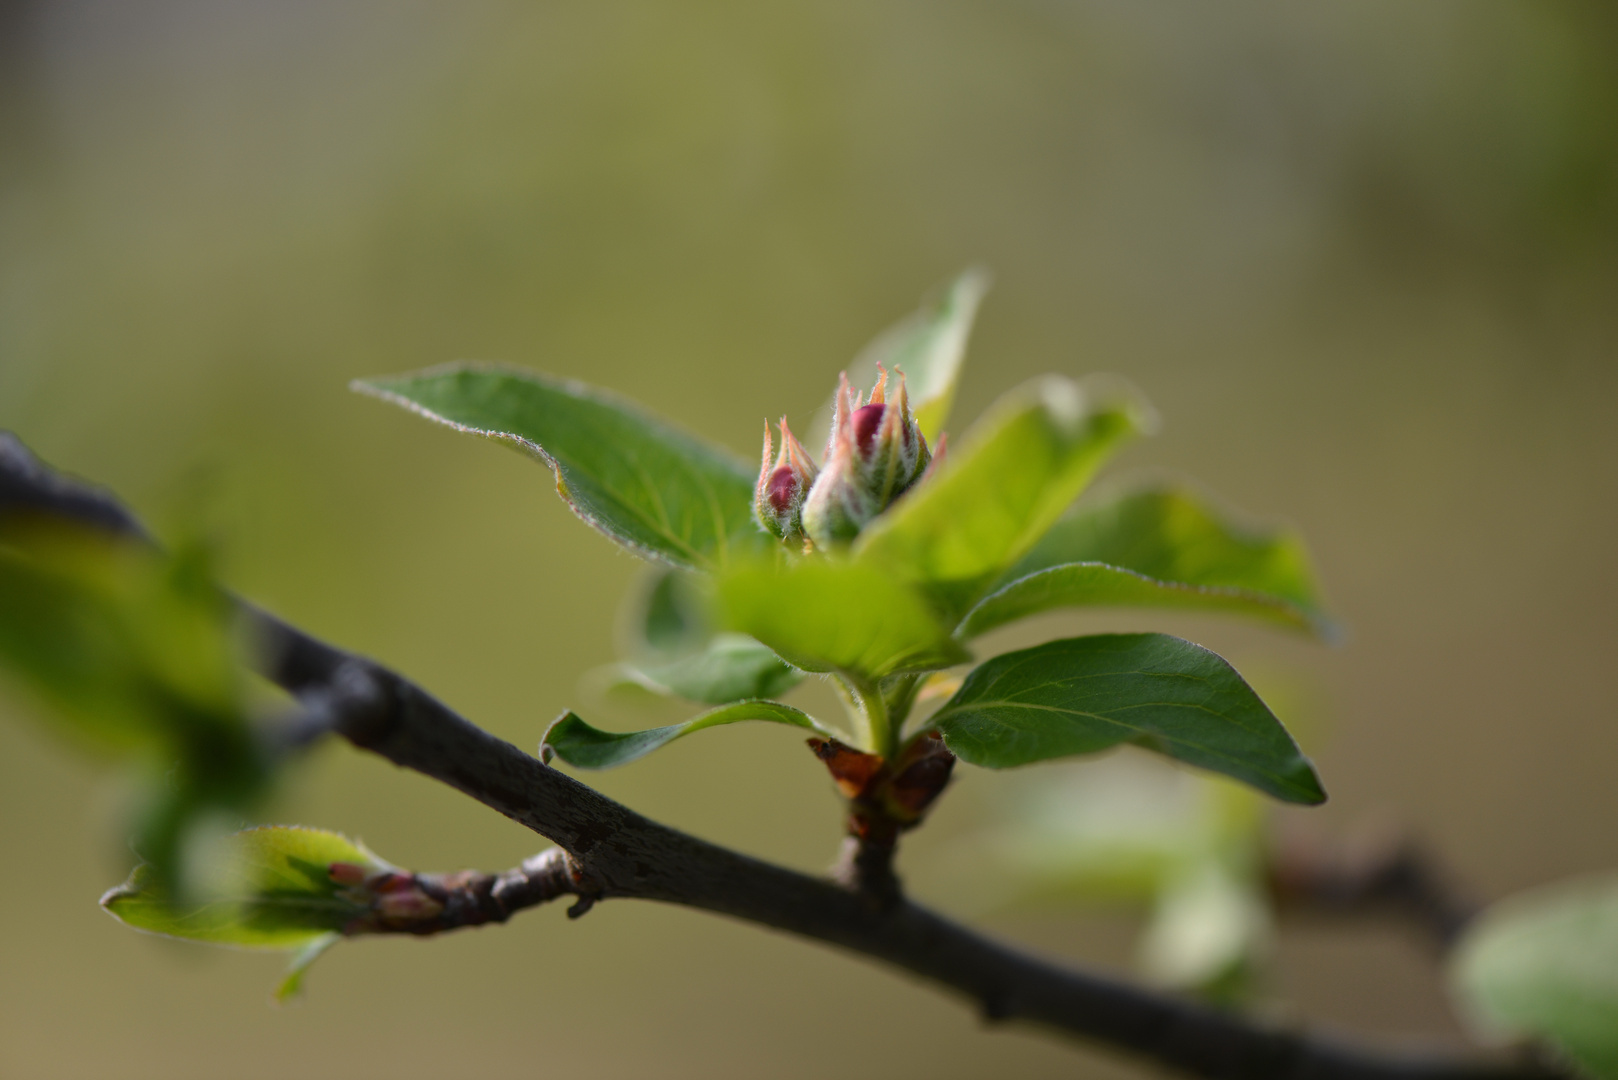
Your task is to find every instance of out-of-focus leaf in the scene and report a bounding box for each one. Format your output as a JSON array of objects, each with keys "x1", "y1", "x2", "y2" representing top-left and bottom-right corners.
[
  {"x1": 848, "y1": 268, "x2": 989, "y2": 442},
  {"x1": 854, "y1": 376, "x2": 1152, "y2": 622},
  {"x1": 606, "y1": 635, "x2": 803, "y2": 705},
  {"x1": 276, "y1": 933, "x2": 339, "y2": 1003},
  {"x1": 1452, "y1": 874, "x2": 1618, "y2": 1079},
  {"x1": 0, "y1": 522, "x2": 268, "y2": 887},
  {"x1": 1139, "y1": 858, "x2": 1269, "y2": 1002},
  {"x1": 929, "y1": 633, "x2": 1324, "y2": 805},
  {"x1": 989, "y1": 756, "x2": 1264, "y2": 902},
  {"x1": 639, "y1": 566, "x2": 707, "y2": 653},
  {"x1": 355, "y1": 365, "x2": 765, "y2": 571},
  {"x1": 0, "y1": 523, "x2": 241, "y2": 754},
  {"x1": 714, "y1": 558, "x2": 971, "y2": 680},
  {"x1": 102, "y1": 826, "x2": 388, "y2": 947},
  {"x1": 961, "y1": 481, "x2": 1332, "y2": 638},
  {"x1": 542, "y1": 701, "x2": 831, "y2": 769}
]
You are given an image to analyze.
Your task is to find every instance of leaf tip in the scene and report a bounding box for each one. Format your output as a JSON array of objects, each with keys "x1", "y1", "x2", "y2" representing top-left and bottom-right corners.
[{"x1": 1285, "y1": 763, "x2": 1329, "y2": 806}]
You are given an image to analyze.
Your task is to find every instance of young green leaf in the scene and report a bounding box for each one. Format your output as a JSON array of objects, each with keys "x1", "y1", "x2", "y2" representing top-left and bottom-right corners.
[
  {"x1": 960, "y1": 481, "x2": 1332, "y2": 638},
  {"x1": 355, "y1": 365, "x2": 764, "y2": 571},
  {"x1": 0, "y1": 522, "x2": 243, "y2": 755},
  {"x1": 606, "y1": 635, "x2": 804, "y2": 705},
  {"x1": 854, "y1": 376, "x2": 1152, "y2": 622},
  {"x1": 0, "y1": 522, "x2": 269, "y2": 888},
  {"x1": 928, "y1": 633, "x2": 1325, "y2": 805},
  {"x1": 714, "y1": 558, "x2": 971, "y2": 680},
  {"x1": 848, "y1": 268, "x2": 990, "y2": 442},
  {"x1": 1451, "y1": 874, "x2": 1618, "y2": 1079},
  {"x1": 102, "y1": 826, "x2": 389, "y2": 947},
  {"x1": 609, "y1": 567, "x2": 802, "y2": 705},
  {"x1": 542, "y1": 701, "x2": 832, "y2": 769},
  {"x1": 276, "y1": 933, "x2": 339, "y2": 1003}
]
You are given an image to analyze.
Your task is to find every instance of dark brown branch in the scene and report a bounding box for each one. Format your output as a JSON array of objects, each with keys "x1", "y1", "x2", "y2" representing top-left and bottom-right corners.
[
  {"x1": 342, "y1": 847, "x2": 587, "y2": 936},
  {"x1": 1268, "y1": 826, "x2": 1478, "y2": 950},
  {"x1": 0, "y1": 433, "x2": 1566, "y2": 1080}
]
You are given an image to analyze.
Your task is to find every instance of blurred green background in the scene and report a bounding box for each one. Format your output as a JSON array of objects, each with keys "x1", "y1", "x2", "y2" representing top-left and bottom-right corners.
[{"x1": 2, "y1": 2, "x2": 1615, "y2": 1077}]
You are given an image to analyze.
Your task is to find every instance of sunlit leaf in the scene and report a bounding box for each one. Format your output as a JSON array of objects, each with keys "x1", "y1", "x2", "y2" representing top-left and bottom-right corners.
[
  {"x1": 855, "y1": 376, "x2": 1152, "y2": 622},
  {"x1": 1452, "y1": 874, "x2": 1618, "y2": 1079},
  {"x1": 355, "y1": 365, "x2": 765, "y2": 571},
  {"x1": 714, "y1": 558, "x2": 971, "y2": 680},
  {"x1": 542, "y1": 700, "x2": 832, "y2": 769},
  {"x1": 929, "y1": 633, "x2": 1324, "y2": 804},
  {"x1": 847, "y1": 268, "x2": 990, "y2": 442},
  {"x1": 102, "y1": 826, "x2": 388, "y2": 948},
  {"x1": 961, "y1": 481, "x2": 1332, "y2": 638}
]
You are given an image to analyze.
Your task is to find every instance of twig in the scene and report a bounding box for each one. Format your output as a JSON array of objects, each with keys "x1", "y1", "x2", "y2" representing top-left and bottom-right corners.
[
  {"x1": 1268, "y1": 825, "x2": 1478, "y2": 949},
  {"x1": 0, "y1": 433, "x2": 1566, "y2": 1080},
  {"x1": 342, "y1": 847, "x2": 588, "y2": 936}
]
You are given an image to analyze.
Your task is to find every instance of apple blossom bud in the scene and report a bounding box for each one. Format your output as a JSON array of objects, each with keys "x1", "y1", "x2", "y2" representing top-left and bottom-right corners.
[
  {"x1": 801, "y1": 365, "x2": 931, "y2": 548},
  {"x1": 754, "y1": 416, "x2": 818, "y2": 542}
]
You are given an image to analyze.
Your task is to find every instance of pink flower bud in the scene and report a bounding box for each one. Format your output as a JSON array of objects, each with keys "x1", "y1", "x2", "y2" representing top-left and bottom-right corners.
[
  {"x1": 801, "y1": 365, "x2": 931, "y2": 548},
  {"x1": 753, "y1": 416, "x2": 818, "y2": 542}
]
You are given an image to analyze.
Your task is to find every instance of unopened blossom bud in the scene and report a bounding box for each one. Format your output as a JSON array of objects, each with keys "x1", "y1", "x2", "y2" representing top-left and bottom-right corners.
[
  {"x1": 754, "y1": 416, "x2": 818, "y2": 541},
  {"x1": 801, "y1": 365, "x2": 931, "y2": 548}
]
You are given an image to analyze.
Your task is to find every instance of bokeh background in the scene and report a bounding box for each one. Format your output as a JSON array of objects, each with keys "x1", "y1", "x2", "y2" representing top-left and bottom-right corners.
[{"x1": 2, "y1": 2, "x2": 1615, "y2": 1077}]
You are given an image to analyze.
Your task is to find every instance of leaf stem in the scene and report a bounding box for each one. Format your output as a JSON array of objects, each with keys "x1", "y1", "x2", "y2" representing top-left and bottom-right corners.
[{"x1": 838, "y1": 676, "x2": 896, "y2": 759}]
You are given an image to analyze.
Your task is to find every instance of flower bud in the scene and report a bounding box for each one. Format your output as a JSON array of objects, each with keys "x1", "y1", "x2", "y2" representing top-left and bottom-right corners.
[
  {"x1": 754, "y1": 416, "x2": 818, "y2": 542},
  {"x1": 801, "y1": 365, "x2": 931, "y2": 548}
]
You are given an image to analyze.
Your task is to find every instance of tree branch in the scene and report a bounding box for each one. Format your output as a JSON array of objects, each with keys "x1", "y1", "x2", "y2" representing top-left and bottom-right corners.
[
  {"x1": 0, "y1": 433, "x2": 1564, "y2": 1080},
  {"x1": 1268, "y1": 825, "x2": 1478, "y2": 950},
  {"x1": 341, "y1": 846, "x2": 590, "y2": 935}
]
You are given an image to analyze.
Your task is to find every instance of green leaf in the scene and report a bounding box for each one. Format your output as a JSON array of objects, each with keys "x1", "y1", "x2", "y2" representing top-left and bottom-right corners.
[
  {"x1": 607, "y1": 635, "x2": 804, "y2": 705},
  {"x1": 355, "y1": 365, "x2": 764, "y2": 571},
  {"x1": 848, "y1": 268, "x2": 990, "y2": 442},
  {"x1": 1140, "y1": 857, "x2": 1269, "y2": 1002},
  {"x1": 714, "y1": 558, "x2": 971, "y2": 679},
  {"x1": 607, "y1": 567, "x2": 802, "y2": 705},
  {"x1": 0, "y1": 522, "x2": 268, "y2": 888},
  {"x1": 102, "y1": 826, "x2": 388, "y2": 948},
  {"x1": 276, "y1": 933, "x2": 339, "y2": 1003},
  {"x1": 1452, "y1": 874, "x2": 1618, "y2": 1079},
  {"x1": 639, "y1": 566, "x2": 707, "y2": 653},
  {"x1": 541, "y1": 700, "x2": 831, "y2": 769},
  {"x1": 961, "y1": 481, "x2": 1332, "y2": 638},
  {"x1": 0, "y1": 522, "x2": 243, "y2": 754},
  {"x1": 854, "y1": 376, "x2": 1152, "y2": 622},
  {"x1": 928, "y1": 633, "x2": 1325, "y2": 805}
]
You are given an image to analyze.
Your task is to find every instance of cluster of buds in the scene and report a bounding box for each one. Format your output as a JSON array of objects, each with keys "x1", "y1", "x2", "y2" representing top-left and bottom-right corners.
[{"x1": 754, "y1": 365, "x2": 933, "y2": 549}]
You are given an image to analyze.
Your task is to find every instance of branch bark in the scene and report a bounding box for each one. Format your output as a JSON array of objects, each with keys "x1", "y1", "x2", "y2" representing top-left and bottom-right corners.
[{"x1": 0, "y1": 433, "x2": 1564, "y2": 1080}]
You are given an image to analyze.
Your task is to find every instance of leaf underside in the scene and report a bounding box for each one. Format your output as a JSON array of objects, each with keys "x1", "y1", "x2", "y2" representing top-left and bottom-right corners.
[
  {"x1": 607, "y1": 635, "x2": 804, "y2": 705},
  {"x1": 610, "y1": 568, "x2": 802, "y2": 705},
  {"x1": 930, "y1": 633, "x2": 1325, "y2": 805},
  {"x1": 962, "y1": 481, "x2": 1333, "y2": 638},
  {"x1": 543, "y1": 701, "x2": 831, "y2": 769},
  {"x1": 355, "y1": 365, "x2": 764, "y2": 571},
  {"x1": 960, "y1": 562, "x2": 1321, "y2": 640}
]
